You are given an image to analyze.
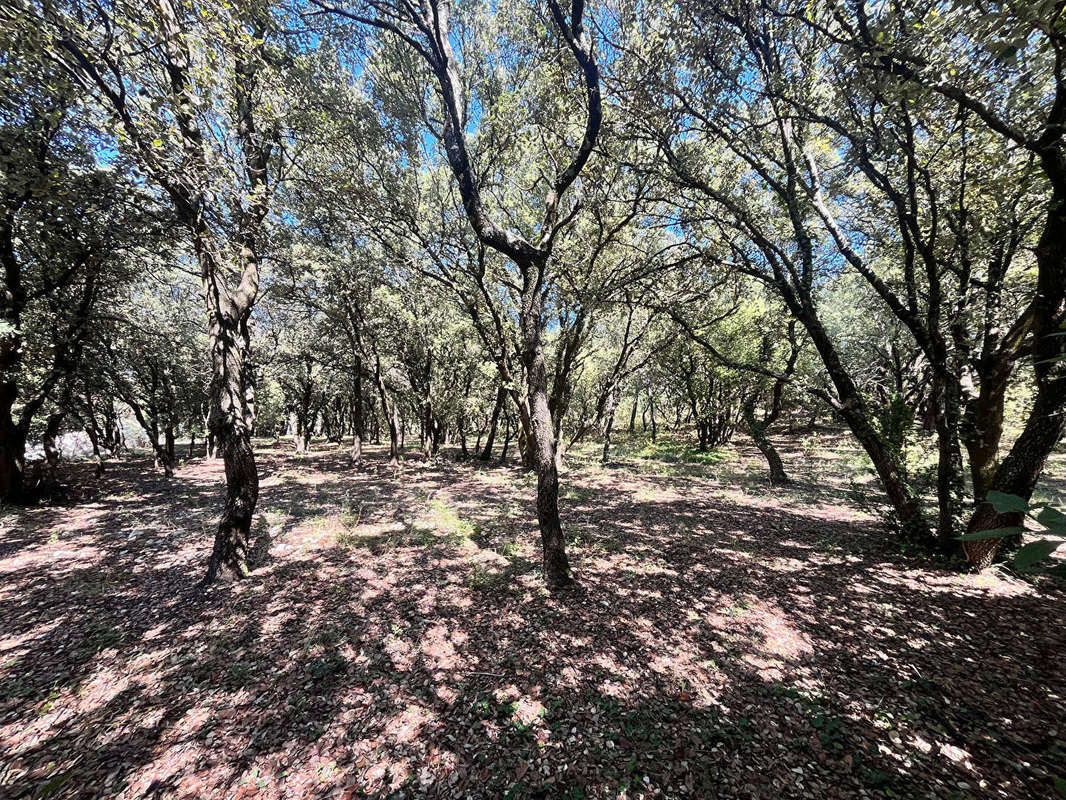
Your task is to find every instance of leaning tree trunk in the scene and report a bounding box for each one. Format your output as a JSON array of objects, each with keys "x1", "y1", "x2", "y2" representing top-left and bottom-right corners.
[
  {"x1": 204, "y1": 307, "x2": 259, "y2": 583},
  {"x1": 742, "y1": 398, "x2": 789, "y2": 487}
]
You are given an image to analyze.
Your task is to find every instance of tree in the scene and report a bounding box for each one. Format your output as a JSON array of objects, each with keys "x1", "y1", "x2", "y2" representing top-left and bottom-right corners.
[
  {"x1": 40, "y1": 0, "x2": 290, "y2": 579},
  {"x1": 316, "y1": 0, "x2": 604, "y2": 587}
]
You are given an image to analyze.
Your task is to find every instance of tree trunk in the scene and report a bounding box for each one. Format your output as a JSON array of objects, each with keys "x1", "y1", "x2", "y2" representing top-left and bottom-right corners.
[
  {"x1": 601, "y1": 388, "x2": 617, "y2": 464},
  {"x1": 203, "y1": 309, "x2": 259, "y2": 583},
  {"x1": 41, "y1": 410, "x2": 64, "y2": 485},
  {"x1": 374, "y1": 355, "x2": 400, "y2": 466},
  {"x1": 501, "y1": 409, "x2": 512, "y2": 463},
  {"x1": 742, "y1": 399, "x2": 789, "y2": 486},
  {"x1": 85, "y1": 419, "x2": 105, "y2": 476},
  {"x1": 520, "y1": 268, "x2": 572, "y2": 589},
  {"x1": 962, "y1": 178, "x2": 1066, "y2": 566},
  {"x1": 0, "y1": 412, "x2": 24, "y2": 503},
  {"x1": 0, "y1": 341, "x2": 24, "y2": 502},
  {"x1": 962, "y1": 365, "x2": 1010, "y2": 500},
  {"x1": 481, "y1": 385, "x2": 506, "y2": 460},
  {"x1": 350, "y1": 363, "x2": 364, "y2": 463},
  {"x1": 165, "y1": 424, "x2": 176, "y2": 472},
  {"x1": 963, "y1": 389, "x2": 1065, "y2": 566}
]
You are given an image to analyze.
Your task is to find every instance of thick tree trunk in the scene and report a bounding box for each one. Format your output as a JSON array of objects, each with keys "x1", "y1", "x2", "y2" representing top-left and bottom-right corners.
[
  {"x1": 963, "y1": 179, "x2": 1066, "y2": 566},
  {"x1": 963, "y1": 387, "x2": 1066, "y2": 567},
  {"x1": 529, "y1": 381, "x2": 571, "y2": 587},
  {"x1": 0, "y1": 410, "x2": 23, "y2": 503},
  {"x1": 204, "y1": 309, "x2": 259, "y2": 583},
  {"x1": 962, "y1": 365, "x2": 1010, "y2": 500},
  {"x1": 0, "y1": 335, "x2": 24, "y2": 502}
]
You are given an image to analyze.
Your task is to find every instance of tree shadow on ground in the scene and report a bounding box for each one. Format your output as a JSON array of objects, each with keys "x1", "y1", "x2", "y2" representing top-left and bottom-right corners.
[{"x1": 1, "y1": 441, "x2": 1064, "y2": 799}]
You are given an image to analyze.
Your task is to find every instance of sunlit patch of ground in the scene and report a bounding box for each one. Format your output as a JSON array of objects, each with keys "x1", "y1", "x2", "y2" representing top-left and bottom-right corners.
[{"x1": 1, "y1": 433, "x2": 1064, "y2": 799}]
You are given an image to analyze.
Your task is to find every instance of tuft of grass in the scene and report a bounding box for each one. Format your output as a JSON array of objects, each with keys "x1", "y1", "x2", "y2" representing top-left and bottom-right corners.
[{"x1": 423, "y1": 498, "x2": 476, "y2": 542}]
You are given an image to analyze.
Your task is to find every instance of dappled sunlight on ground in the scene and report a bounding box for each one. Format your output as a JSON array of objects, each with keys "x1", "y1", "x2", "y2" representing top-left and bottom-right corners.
[{"x1": 1, "y1": 437, "x2": 1064, "y2": 798}]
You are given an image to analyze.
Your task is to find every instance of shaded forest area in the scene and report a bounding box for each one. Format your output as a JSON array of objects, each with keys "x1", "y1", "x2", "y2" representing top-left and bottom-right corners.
[{"x1": 1, "y1": 0, "x2": 1066, "y2": 798}]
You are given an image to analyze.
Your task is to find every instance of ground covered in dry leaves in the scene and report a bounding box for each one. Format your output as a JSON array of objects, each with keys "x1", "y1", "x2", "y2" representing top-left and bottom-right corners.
[{"x1": 2, "y1": 434, "x2": 1065, "y2": 800}]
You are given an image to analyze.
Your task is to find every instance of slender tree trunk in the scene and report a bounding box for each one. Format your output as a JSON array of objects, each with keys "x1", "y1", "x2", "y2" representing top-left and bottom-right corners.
[
  {"x1": 501, "y1": 409, "x2": 512, "y2": 463},
  {"x1": 351, "y1": 362, "x2": 364, "y2": 463},
  {"x1": 601, "y1": 388, "x2": 617, "y2": 464},
  {"x1": 165, "y1": 424, "x2": 176, "y2": 471},
  {"x1": 374, "y1": 354, "x2": 400, "y2": 466},
  {"x1": 742, "y1": 398, "x2": 789, "y2": 486},
  {"x1": 85, "y1": 419, "x2": 105, "y2": 476},
  {"x1": 930, "y1": 372, "x2": 965, "y2": 550},
  {"x1": 40, "y1": 410, "x2": 64, "y2": 486},
  {"x1": 481, "y1": 386, "x2": 506, "y2": 460},
  {"x1": 422, "y1": 401, "x2": 435, "y2": 461},
  {"x1": 628, "y1": 385, "x2": 639, "y2": 433},
  {"x1": 520, "y1": 270, "x2": 571, "y2": 588}
]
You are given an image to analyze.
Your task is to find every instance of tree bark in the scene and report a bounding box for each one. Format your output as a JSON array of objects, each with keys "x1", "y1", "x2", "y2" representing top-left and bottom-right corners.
[
  {"x1": 350, "y1": 360, "x2": 364, "y2": 463},
  {"x1": 480, "y1": 385, "x2": 506, "y2": 460},
  {"x1": 742, "y1": 397, "x2": 789, "y2": 486},
  {"x1": 601, "y1": 388, "x2": 617, "y2": 464},
  {"x1": 520, "y1": 261, "x2": 572, "y2": 589},
  {"x1": 373, "y1": 353, "x2": 400, "y2": 466},
  {"x1": 204, "y1": 308, "x2": 258, "y2": 583},
  {"x1": 963, "y1": 187, "x2": 1066, "y2": 566}
]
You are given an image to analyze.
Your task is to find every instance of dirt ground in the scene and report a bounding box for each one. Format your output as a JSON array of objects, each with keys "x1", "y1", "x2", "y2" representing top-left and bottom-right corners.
[{"x1": 2, "y1": 433, "x2": 1065, "y2": 799}]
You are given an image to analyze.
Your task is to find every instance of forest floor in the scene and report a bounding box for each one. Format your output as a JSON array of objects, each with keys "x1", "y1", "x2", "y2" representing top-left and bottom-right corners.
[{"x1": 2, "y1": 432, "x2": 1065, "y2": 800}]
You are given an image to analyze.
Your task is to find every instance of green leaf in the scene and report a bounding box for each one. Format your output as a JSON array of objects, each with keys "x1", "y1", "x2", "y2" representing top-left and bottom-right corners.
[
  {"x1": 33, "y1": 768, "x2": 74, "y2": 799},
  {"x1": 959, "y1": 527, "x2": 1024, "y2": 542},
  {"x1": 1014, "y1": 539, "x2": 1063, "y2": 571},
  {"x1": 985, "y1": 491, "x2": 1028, "y2": 514},
  {"x1": 1036, "y1": 506, "x2": 1066, "y2": 534},
  {"x1": 152, "y1": 138, "x2": 163, "y2": 147},
  {"x1": 1053, "y1": 774, "x2": 1066, "y2": 798}
]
